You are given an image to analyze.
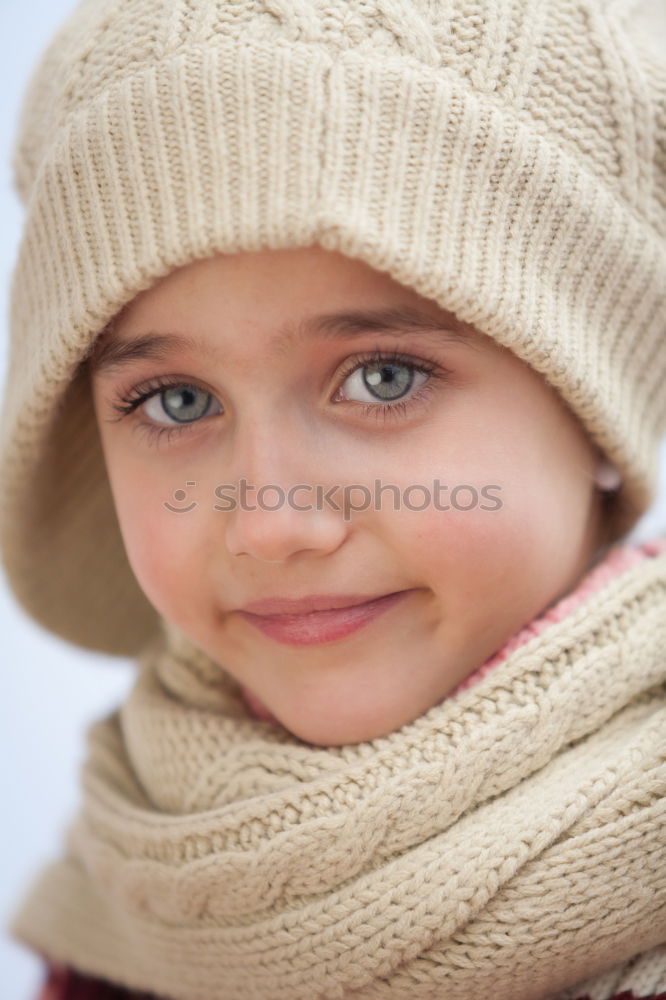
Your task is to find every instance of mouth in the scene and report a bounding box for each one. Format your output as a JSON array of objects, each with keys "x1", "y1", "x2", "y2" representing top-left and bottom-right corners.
[{"x1": 235, "y1": 589, "x2": 416, "y2": 646}]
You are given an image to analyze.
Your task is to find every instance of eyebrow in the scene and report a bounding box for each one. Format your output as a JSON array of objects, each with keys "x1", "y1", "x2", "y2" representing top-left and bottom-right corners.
[{"x1": 88, "y1": 303, "x2": 480, "y2": 376}]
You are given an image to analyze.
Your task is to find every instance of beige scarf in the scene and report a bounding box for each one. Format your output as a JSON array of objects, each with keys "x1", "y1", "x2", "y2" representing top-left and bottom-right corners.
[{"x1": 9, "y1": 542, "x2": 666, "y2": 1000}]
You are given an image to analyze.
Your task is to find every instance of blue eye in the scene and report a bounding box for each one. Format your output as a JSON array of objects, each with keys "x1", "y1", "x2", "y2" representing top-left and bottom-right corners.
[
  {"x1": 107, "y1": 377, "x2": 223, "y2": 446},
  {"x1": 143, "y1": 384, "x2": 217, "y2": 424},
  {"x1": 339, "y1": 358, "x2": 428, "y2": 403}
]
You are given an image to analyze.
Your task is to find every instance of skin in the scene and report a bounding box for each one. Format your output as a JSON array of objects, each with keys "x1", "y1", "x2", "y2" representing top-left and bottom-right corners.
[{"x1": 90, "y1": 245, "x2": 607, "y2": 747}]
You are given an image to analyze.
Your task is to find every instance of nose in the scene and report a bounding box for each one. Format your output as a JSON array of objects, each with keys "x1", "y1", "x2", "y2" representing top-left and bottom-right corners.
[
  {"x1": 222, "y1": 420, "x2": 349, "y2": 564},
  {"x1": 225, "y1": 498, "x2": 347, "y2": 563}
]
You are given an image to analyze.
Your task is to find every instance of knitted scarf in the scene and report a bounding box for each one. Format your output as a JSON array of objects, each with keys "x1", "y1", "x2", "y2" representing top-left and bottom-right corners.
[{"x1": 9, "y1": 539, "x2": 666, "y2": 1000}]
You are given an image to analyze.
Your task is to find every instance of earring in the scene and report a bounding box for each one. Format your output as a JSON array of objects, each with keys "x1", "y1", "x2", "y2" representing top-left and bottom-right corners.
[{"x1": 595, "y1": 459, "x2": 621, "y2": 492}]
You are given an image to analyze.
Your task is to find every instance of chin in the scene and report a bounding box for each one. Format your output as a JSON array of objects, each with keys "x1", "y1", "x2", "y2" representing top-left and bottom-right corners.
[
  {"x1": 281, "y1": 709, "x2": 409, "y2": 747},
  {"x1": 246, "y1": 681, "x2": 427, "y2": 746}
]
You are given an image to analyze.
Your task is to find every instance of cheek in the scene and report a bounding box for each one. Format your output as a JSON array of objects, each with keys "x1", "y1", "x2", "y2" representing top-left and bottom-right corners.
[
  {"x1": 384, "y1": 444, "x2": 568, "y2": 629},
  {"x1": 399, "y1": 499, "x2": 526, "y2": 589},
  {"x1": 103, "y1": 452, "x2": 206, "y2": 618}
]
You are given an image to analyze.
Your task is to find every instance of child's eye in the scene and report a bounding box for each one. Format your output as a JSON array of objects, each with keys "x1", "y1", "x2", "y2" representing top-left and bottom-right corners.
[
  {"x1": 336, "y1": 352, "x2": 434, "y2": 406},
  {"x1": 332, "y1": 349, "x2": 450, "y2": 423},
  {"x1": 143, "y1": 384, "x2": 217, "y2": 426},
  {"x1": 108, "y1": 378, "x2": 223, "y2": 446}
]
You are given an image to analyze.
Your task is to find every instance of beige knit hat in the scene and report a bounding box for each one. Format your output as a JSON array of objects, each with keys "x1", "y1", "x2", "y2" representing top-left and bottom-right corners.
[{"x1": 1, "y1": 0, "x2": 665, "y2": 658}]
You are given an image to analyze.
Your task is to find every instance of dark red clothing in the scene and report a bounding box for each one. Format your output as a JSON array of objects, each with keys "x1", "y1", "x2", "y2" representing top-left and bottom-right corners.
[
  {"x1": 37, "y1": 965, "x2": 666, "y2": 1000},
  {"x1": 37, "y1": 965, "x2": 164, "y2": 999}
]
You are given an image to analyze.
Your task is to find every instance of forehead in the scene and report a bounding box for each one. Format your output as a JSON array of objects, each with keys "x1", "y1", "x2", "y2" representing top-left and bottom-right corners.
[
  {"x1": 89, "y1": 247, "x2": 495, "y2": 375},
  {"x1": 112, "y1": 246, "x2": 484, "y2": 334}
]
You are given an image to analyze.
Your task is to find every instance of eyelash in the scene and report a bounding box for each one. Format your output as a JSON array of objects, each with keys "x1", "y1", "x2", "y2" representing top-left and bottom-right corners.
[{"x1": 107, "y1": 349, "x2": 450, "y2": 447}]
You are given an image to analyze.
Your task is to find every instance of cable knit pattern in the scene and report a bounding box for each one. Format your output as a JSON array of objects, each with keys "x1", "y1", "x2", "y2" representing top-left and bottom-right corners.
[
  {"x1": 8, "y1": 539, "x2": 666, "y2": 1000},
  {"x1": 1, "y1": 0, "x2": 666, "y2": 656}
]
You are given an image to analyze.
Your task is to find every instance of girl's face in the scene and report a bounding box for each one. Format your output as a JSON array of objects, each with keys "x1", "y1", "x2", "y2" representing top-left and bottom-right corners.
[{"x1": 91, "y1": 246, "x2": 604, "y2": 746}]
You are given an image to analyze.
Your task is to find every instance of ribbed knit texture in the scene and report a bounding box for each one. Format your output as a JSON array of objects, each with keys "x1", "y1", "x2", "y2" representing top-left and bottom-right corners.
[
  {"x1": 0, "y1": 0, "x2": 665, "y2": 656},
  {"x1": 8, "y1": 539, "x2": 666, "y2": 1000}
]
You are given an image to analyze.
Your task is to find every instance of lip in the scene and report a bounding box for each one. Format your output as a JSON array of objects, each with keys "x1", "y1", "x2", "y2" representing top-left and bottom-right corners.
[
  {"x1": 233, "y1": 590, "x2": 412, "y2": 646},
  {"x1": 240, "y1": 593, "x2": 398, "y2": 615}
]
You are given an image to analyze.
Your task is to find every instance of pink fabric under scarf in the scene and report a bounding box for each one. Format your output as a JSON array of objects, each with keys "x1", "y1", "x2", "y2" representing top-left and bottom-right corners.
[{"x1": 452, "y1": 536, "x2": 666, "y2": 696}]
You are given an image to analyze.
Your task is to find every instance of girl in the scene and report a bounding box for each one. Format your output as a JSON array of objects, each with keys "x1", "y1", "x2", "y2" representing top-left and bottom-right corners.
[{"x1": 2, "y1": 1, "x2": 665, "y2": 998}]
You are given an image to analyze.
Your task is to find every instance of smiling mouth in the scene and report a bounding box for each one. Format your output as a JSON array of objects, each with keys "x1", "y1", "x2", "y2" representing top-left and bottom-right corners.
[{"x1": 235, "y1": 589, "x2": 416, "y2": 646}]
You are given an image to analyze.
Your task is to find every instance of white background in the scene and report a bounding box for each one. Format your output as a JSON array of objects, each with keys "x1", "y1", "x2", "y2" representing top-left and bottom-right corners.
[{"x1": 1, "y1": 3, "x2": 665, "y2": 999}]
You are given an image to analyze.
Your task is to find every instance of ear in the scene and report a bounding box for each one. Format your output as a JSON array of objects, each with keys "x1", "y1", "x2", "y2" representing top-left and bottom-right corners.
[{"x1": 594, "y1": 458, "x2": 622, "y2": 492}]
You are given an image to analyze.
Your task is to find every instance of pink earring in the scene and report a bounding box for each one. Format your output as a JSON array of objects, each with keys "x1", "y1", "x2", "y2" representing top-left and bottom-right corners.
[{"x1": 595, "y1": 459, "x2": 621, "y2": 492}]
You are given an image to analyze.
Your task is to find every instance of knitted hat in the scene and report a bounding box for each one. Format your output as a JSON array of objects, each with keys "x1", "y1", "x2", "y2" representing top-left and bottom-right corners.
[{"x1": 1, "y1": 0, "x2": 665, "y2": 658}]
